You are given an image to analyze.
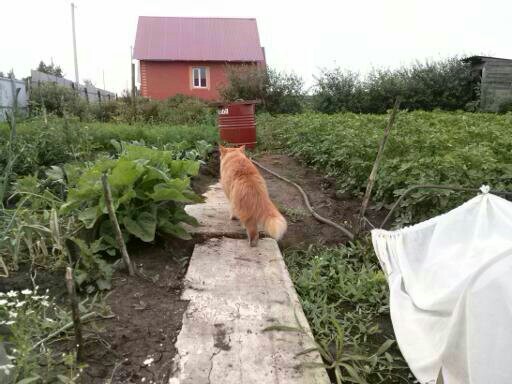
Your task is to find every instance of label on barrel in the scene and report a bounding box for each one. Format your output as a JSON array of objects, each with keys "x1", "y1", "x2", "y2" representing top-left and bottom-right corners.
[{"x1": 218, "y1": 108, "x2": 229, "y2": 115}]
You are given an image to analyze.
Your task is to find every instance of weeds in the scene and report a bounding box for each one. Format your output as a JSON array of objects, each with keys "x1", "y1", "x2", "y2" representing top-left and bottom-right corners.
[
  {"x1": 280, "y1": 205, "x2": 309, "y2": 223},
  {"x1": 282, "y1": 240, "x2": 413, "y2": 383},
  {"x1": 0, "y1": 288, "x2": 85, "y2": 383}
]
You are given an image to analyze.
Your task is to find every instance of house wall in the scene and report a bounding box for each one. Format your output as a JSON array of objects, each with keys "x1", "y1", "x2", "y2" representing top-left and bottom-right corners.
[
  {"x1": 140, "y1": 60, "x2": 256, "y2": 101},
  {"x1": 479, "y1": 59, "x2": 512, "y2": 111}
]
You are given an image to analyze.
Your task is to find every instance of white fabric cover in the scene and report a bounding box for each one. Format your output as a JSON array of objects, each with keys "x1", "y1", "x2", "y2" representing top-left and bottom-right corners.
[{"x1": 371, "y1": 192, "x2": 512, "y2": 384}]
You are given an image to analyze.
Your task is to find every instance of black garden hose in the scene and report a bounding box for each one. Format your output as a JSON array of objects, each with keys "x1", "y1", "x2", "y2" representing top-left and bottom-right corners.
[{"x1": 251, "y1": 159, "x2": 355, "y2": 240}]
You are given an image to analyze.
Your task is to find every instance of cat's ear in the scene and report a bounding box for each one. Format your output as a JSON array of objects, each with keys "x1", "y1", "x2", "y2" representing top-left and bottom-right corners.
[
  {"x1": 238, "y1": 145, "x2": 246, "y2": 152},
  {"x1": 219, "y1": 145, "x2": 226, "y2": 156}
]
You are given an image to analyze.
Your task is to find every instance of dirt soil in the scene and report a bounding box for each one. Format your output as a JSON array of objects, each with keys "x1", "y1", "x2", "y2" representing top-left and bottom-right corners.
[
  {"x1": 253, "y1": 153, "x2": 386, "y2": 248},
  {"x1": 82, "y1": 238, "x2": 194, "y2": 383}
]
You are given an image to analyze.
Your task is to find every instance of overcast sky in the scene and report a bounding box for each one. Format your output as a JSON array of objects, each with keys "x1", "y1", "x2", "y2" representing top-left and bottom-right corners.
[{"x1": 2, "y1": 0, "x2": 511, "y2": 93}]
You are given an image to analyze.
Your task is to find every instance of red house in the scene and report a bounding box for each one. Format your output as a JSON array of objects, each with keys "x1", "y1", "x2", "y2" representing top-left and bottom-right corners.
[{"x1": 133, "y1": 16, "x2": 266, "y2": 101}]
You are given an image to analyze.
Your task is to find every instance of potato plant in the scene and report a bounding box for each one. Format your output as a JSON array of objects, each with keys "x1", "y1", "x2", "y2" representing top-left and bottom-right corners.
[{"x1": 258, "y1": 111, "x2": 512, "y2": 225}]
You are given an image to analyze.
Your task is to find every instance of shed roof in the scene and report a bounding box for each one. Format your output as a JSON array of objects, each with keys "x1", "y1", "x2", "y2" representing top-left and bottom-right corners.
[
  {"x1": 462, "y1": 55, "x2": 512, "y2": 64},
  {"x1": 133, "y1": 16, "x2": 265, "y2": 62}
]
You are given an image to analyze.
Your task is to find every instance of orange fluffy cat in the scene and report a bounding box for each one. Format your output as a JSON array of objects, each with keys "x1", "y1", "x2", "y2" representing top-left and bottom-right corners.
[{"x1": 219, "y1": 145, "x2": 287, "y2": 246}]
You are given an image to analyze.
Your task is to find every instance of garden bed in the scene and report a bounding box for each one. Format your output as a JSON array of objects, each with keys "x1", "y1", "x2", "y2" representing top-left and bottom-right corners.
[
  {"x1": 253, "y1": 152, "x2": 387, "y2": 246},
  {"x1": 83, "y1": 240, "x2": 193, "y2": 383},
  {"x1": 0, "y1": 159, "x2": 218, "y2": 383},
  {"x1": 1, "y1": 140, "x2": 407, "y2": 383},
  {"x1": 253, "y1": 152, "x2": 412, "y2": 383}
]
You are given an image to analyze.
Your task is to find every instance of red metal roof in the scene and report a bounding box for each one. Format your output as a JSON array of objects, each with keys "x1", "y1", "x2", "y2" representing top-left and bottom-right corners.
[{"x1": 133, "y1": 16, "x2": 265, "y2": 62}]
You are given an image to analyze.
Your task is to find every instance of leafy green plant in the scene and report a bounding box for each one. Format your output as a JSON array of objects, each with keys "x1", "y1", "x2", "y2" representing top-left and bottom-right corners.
[
  {"x1": 220, "y1": 65, "x2": 305, "y2": 114},
  {"x1": 62, "y1": 144, "x2": 202, "y2": 245},
  {"x1": 313, "y1": 69, "x2": 365, "y2": 114},
  {"x1": 265, "y1": 316, "x2": 400, "y2": 384},
  {"x1": 0, "y1": 117, "x2": 98, "y2": 178}
]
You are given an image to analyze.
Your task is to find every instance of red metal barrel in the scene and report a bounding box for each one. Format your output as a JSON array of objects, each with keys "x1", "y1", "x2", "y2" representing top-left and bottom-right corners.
[{"x1": 216, "y1": 101, "x2": 258, "y2": 149}]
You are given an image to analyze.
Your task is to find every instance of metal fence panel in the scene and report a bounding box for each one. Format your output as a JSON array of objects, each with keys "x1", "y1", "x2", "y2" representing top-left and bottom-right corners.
[
  {"x1": 0, "y1": 76, "x2": 28, "y2": 122},
  {"x1": 30, "y1": 70, "x2": 116, "y2": 103}
]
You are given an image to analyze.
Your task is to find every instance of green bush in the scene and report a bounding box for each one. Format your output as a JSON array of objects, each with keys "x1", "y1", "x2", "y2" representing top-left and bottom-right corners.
[
  {"x1": 220, "y1": 65, "x2": 267, "y2": 102},
  {"x1": 313, "y1": 57, "x2": 476, "y2": 114},
  {"x1": 29, "y1": 83, "x2": 89, "y2": 120},
  {"x1": 89, "y1": 94, "x2": 215, "y2": 125},
  {"x1": 312, "y1": 69, "x2": 365, "y2": 113},
  {"x1": 264, "y1": 69, "x2": 305, "y2": 114},
  {"x1": 89, "y1": 99, "x2": 124, "y2": 122},
  {"x1": 220, "y1": 65, "x2": 305, "y2": 114},
  {"x1": 161, "y1": 94, "x2": 216, "y2": 125},
  {"x1": 498, "y1": 98, "x2": 512, "y2": 114}
]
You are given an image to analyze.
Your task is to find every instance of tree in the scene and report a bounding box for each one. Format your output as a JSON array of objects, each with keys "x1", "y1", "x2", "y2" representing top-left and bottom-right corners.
[
  {"x1": 37, "y1": 60, "x2": 63, "y2": 78},
  {"x1": 312, "y1": 68, "x2": 365, "y2": 113},
  {"x1": 83, "y1": 79, "x2": 95, "y2": 88}
]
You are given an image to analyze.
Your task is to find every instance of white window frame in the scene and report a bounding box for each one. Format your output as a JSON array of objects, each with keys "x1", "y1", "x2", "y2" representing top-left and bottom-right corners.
[{"x1": 192, "y1": 67, "x2": 208, "y2": 89}]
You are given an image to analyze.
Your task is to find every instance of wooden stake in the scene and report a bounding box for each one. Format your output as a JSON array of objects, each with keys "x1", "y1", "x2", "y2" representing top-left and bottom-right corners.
[
  {"x1": 356, "y1": 98, "x2": 401, "y2": 235},
  {"x1": 130, "y1": 61, "x2": 137, "y2": 123},
  {"x1": 8, "y1": 73, "x2": 18, "y2": 143},
  {"x1": 65, "y1": 267, "x2": 83, "y2": 362},
  {"x1": 101, "y1": 173, "x2": 134, "y2": 276}
]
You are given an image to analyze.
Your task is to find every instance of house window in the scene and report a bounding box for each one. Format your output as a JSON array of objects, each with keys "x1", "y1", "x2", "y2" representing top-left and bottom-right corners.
[{"x1": 192, "y1": 67, "x2": 208, "y2": 88}]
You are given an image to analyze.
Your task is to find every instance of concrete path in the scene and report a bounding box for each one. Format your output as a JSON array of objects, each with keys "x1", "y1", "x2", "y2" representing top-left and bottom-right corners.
[{"x1": 170, "y1": 183, "x2": 329, "y2": 383}]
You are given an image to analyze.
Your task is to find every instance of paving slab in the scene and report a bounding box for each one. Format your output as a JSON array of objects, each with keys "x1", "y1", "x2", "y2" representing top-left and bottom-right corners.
[
  {"x1": 184, "y1": 183, "x2": 247, "y2": 237},
  {"x1": 170, "y1": 237, "x2": 329, "y2": 384}
]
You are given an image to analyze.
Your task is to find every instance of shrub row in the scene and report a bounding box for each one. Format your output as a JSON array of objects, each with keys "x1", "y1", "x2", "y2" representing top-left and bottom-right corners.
[
  {"x1": 312, "y1": 57, "x2": 478, "y2": 114},
  {"x1": 29, "y1": 83, "x2": 216, "y2": 125},
  {"x1": 217, "y1": 58, "x2": 482, "y2": 114},
  {"x1": 27, "y1": 57, "x2": 490, "y2": 119}
]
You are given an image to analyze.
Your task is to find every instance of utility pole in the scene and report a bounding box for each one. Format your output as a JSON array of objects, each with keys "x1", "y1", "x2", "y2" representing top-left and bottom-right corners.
[
  {"x1": 102, "y1": 70, "x2": 106, "y2": 90},
  {"x1": 71, "y1": 2, "x2": 79, "y2": 86},
  {"x1": 130, "y1": 46, "x2": 136, "y2": 101}
]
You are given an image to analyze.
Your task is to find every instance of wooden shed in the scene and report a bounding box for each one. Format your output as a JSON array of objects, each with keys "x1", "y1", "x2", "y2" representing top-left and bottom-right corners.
[{"x1": 463, "y1": 56, "x2": 512, "y2": 111}]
